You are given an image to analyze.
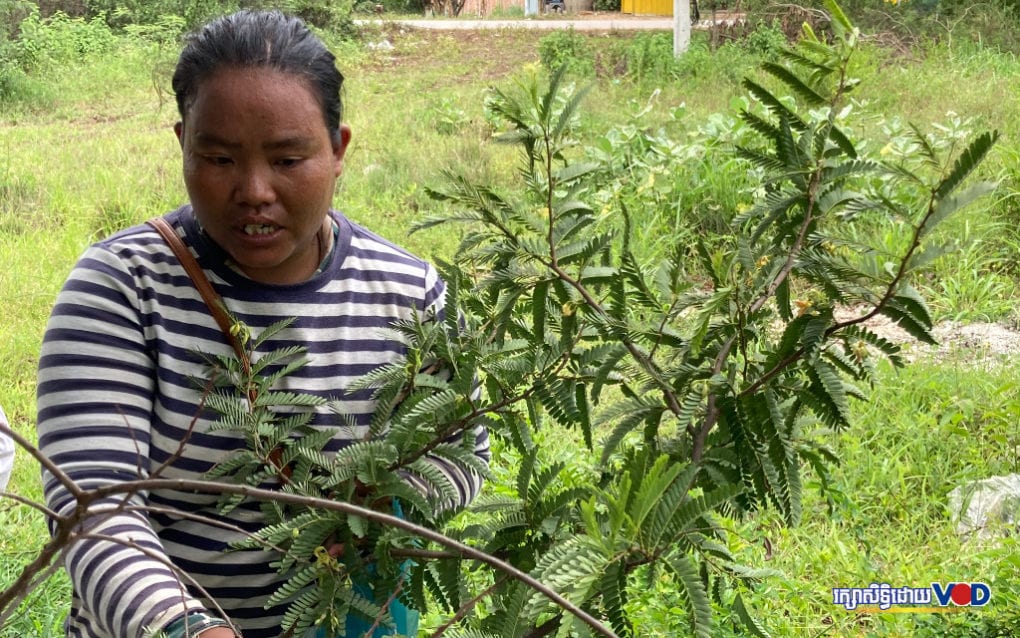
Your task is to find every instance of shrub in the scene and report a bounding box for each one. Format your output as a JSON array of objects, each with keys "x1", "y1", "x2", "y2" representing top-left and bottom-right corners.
[
  {"x1": 0, "y1": 0, "x2": 31, "y2": 100},
  {"x1": 538, "y1": 28, "x2": 595, "y2": 77},
  {"x1": 85, "y1": 0, "x2": 228, "y2": 30},
  {"x1": 12, "y1": 7, "x2": 116, "y2": 72},
  {"x1": 1, "y1": 0, "x2": 31, "y2": 40},
  {"x1": 750, "y1": 0, "x2": 1020, "y2": 54},
  {"x1": 0, "y1": 60, "x2": 27, "y2": 102},
  {"x1": 599, "y1": 30, "x2": 778, "y2": 86},
  {"x1": 428, "y1": 96, "x2": 470, "y2": 134},
  {"x1": 619, "y1": 32, "x2": 678, "y2": 82},
  {"x1": 738, "y1": 18, "x2": 787, "y2": 57}
]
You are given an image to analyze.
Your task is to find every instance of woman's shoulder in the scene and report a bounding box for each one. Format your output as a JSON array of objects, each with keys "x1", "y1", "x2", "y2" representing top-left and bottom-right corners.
[
  {"x1": 90, "y1": 206, "x2": 190, "y2": 256},
  {"x1": 337, "y1": 212, "x2": 431, "y2": 271}
]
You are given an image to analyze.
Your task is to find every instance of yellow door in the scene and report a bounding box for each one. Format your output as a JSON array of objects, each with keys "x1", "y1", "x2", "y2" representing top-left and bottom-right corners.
[{"x1": 622, "y1": 0, "x2": 672, "y2": 16}]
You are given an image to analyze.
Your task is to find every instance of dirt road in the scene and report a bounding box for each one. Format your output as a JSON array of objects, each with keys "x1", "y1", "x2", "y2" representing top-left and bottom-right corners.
[
  {"x1": 357, "y1": 12, "x2": 744, "y2": 32},
  {"x1": 373, "y1": 16, "x2": 675, "y2": 30}
]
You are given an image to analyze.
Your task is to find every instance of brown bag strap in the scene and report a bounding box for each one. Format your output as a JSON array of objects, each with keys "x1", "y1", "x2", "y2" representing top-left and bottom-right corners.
[{"x1": 147, "y1": 217, "x2": 247, "y2": 363}]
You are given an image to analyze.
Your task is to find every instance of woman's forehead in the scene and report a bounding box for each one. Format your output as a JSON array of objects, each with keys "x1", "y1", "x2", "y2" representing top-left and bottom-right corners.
[{"x1": 185, "y1": 66, "x2": 322, "y2": 113}]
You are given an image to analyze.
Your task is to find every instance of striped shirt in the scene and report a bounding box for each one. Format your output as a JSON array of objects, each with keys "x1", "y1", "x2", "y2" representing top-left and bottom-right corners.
[{"x1": 36, "y1": 207, "x2": 489, "y2": 638}]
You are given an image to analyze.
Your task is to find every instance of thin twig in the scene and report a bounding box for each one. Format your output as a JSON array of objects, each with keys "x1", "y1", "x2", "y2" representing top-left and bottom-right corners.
[
  {"x1": 0, "y1": 421, "x2": 83, "y2": 500},
  {"x1": 431, "y1": 575, "x2": 510, "y2": 638},
  {"x1": 740, "y1": 175, "x2": 945, "y2": 399},
  {"x1": 360, "y1": 578, "x2": 405, "y2": 638}
]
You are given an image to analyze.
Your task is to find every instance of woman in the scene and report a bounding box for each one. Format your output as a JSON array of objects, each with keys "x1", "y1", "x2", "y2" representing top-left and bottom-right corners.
[{"x1": 36, "y1": 11, "x2": 489, "y2": 638}]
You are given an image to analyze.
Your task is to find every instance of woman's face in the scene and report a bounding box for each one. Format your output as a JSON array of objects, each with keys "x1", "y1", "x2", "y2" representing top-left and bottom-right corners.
[{"x1": 175, "y1": 66, "x2": 350, "y2": 285}]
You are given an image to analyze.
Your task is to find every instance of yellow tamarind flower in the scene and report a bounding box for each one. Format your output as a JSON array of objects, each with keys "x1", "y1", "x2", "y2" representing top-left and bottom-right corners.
[
  {"x1": 313, "y1": 545, "x2": 341, "y2": 573},
  {"x1": 229, "y1": 320, "x2": 251, "y2": 346}
]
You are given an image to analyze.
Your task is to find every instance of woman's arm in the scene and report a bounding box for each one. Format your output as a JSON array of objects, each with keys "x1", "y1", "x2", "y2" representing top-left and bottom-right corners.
[
  {"x1": 409, "y1": 267, "x2": 491, "y2": 510},
  {"x1": 37, "y1": 243, "x2": 209, "y2": 637}
]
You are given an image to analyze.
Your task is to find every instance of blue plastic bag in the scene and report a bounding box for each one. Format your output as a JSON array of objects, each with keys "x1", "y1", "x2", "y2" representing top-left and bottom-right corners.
[{"x1": 310, "y1": 500, "x2": 419, "y2": 638}]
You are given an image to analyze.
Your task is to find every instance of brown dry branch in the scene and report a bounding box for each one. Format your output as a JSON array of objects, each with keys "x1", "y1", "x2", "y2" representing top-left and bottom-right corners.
[{"x1": 0, "y1": 423, "x2": 618, "y2": 638}]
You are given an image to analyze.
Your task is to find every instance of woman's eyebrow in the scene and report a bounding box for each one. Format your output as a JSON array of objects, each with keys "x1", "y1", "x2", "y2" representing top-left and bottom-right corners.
[
  {"x1": 191, "y1": 131, "x2": 239, "y2": 148},
  {"x1": 190, "y1": 132, "x2": 316, "y2": 151},
  {"x1": 263, "y1": 136, "x2": 317, "y2": 151}
]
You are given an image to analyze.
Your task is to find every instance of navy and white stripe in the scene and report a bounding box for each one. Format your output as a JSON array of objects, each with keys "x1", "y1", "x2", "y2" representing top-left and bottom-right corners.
[{"x1": 37, "y1": 206, "x2": 490, "y2": 638}]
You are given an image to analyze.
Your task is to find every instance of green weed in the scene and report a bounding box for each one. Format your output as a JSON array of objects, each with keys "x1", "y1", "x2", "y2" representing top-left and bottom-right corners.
[
  {"x1": 538, "y1": 28, "x2": 594, "y2": 76},
  {"x1": 729, "y1": 360, "x2": 1020, "y2": 637}
]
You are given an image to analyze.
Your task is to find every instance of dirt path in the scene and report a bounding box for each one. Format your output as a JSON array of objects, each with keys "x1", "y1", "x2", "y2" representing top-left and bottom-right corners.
[
  {"x1": 357, "y1": 11, "x2": 745, "y2": 32},
  {"x1": 833, "y1": 308, "x2": 1020, "y2": 367},
  {"x1": 367, "y1": 16, "x2": 673, "y2": 30}
]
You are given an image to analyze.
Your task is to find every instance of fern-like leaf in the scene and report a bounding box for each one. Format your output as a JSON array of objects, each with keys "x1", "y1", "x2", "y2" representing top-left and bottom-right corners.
[
  {"x1": 667, "y1": 553, "x2": 715, "y2": 638},
  {"x1": 761, "y1": 62, "x2": 827, "y2": 106},
  {"x1": 265, "y1": 563, "x2": 322, "y2": 608},
  {"x1": 733, "y1": 592, "x2": 773, "y2": 638},
  {"x1": 741, "y1": 80, "x2": 807, "y2": 133},
  {"x1": 934, "y1": 130, "x2": 998, "y2": 202}
]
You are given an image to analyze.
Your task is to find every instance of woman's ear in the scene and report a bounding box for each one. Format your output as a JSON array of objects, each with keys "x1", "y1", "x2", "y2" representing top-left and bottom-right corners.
[
  {"x1": 333, "y1": 124, "x2": 352, "y2": 176},
  {"x1": 174, "y1": 121, "x2": 184, "y2": 148}
]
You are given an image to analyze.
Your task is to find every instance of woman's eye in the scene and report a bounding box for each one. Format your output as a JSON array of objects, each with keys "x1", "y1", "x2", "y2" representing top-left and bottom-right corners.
[
  {"x1": 277, "y1": 158, "x2": 301, "y2": 168},
  {"x1": 205, "y1": 156, "x2": 232, "y2": 166}
]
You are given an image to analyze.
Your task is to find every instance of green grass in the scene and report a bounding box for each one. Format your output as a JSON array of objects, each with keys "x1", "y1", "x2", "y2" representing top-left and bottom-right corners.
[
  {"x1": 734, "y1": 358, "x2": 1020, "y2": 637},
  {"x1": 3, "y1": 18, "x2": 1020, "y2": 637}
]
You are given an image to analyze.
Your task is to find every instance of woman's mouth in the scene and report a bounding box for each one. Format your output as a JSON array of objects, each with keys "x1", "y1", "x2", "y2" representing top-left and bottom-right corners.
[{"x1": 243, "y1": 224, "x2": 278, "y2": 235}]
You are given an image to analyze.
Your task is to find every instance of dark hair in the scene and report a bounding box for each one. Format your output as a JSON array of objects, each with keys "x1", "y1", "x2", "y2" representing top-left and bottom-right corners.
[{"x1": 172, "y1": 10, "x2": 344, "y2": 133}]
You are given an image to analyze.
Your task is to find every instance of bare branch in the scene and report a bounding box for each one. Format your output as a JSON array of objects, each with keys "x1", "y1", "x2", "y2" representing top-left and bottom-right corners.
[
  {"x1": 0, "y1": 420, "x2": 83, "y2": 501},
  {"x1": 3, "y1": 476, "x2": 617, "y2": 638}
]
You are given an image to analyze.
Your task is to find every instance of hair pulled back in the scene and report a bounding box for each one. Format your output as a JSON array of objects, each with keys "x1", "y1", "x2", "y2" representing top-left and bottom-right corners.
[{"x1": 172, "y1": 10, "x2": 344, "y2": 133}]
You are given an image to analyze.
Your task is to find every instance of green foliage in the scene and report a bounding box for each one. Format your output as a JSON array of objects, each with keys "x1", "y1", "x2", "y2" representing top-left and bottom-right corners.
[
  {"x1": 83, "y1": 0, "x2": 359, "y2": 37},
  {"x1": 537, "y1": 28, "x2": 594, "y2": 77},
  {"x1": 266, "y1": 0, "x2": 358, "y2": 34},
  {"x1": 198, "y1": 307, "x2": 491, "y2": 637},
  {"x1": 0, "y1": 0, "x2": 30, "y2": 77},
  {"x1": 738, "y1": 19, "x2": 787, "y2": 58},
  {"x1": 488, "y1": 5, "x2": 524, "y2": 18},
  {"x1": 8, "y1": 1, "x2": 997, "y2": 635},
  {"x1": 599, "y1": 32, "x2": 770, "y2": 88},
  {"x1": 593, "y1": 0, "x2": 620, "y2": 11},
  {"x1": 801, "y1": 0, "x2": 1020, "y2": 54},
  {"x1": 3, "y1": 7, "x2": 1020, "y2": 638},
  {"x1": 427, "y1": 96, "x2": 470, "y2": 135},
  {"x1": 84, "y1": 0, "x2": 225, "y2": 31},
  {"x1": 616, "y1": 33, "x2": 677, "y2": 83},
  {"x1": 196, "y1": 4, "x2": 999, "y2": 634},
  {"x1": 412, "y1": 1, "x2": 995, "y2": 632},
  {"x1": 12, "y1": 7, "x2": 116, "y2": 72}
]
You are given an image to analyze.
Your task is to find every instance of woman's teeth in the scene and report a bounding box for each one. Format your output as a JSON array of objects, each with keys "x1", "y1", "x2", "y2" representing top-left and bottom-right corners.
[{"x1": 244, "y1": 224, "x2": 276, "y2": 235}]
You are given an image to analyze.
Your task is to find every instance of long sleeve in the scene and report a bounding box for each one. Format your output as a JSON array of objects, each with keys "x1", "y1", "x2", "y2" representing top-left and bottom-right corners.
[
  {"x1": 37, "y1": 244, "x2": 206, "y2": 637},
  {"x1": 407, "y1": 266, "x2": 491, "y2": 510}
]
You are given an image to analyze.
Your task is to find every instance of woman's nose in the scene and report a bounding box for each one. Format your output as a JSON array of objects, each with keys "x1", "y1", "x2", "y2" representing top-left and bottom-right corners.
[{"x1": 235, "y1": 164, "x2": 276, "y2": 206}]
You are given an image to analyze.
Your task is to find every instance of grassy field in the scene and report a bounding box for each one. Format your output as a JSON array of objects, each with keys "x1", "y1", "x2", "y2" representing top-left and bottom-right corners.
[{"x1": 2, "y1": 18, "x2": 1020, "y2": 637}]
